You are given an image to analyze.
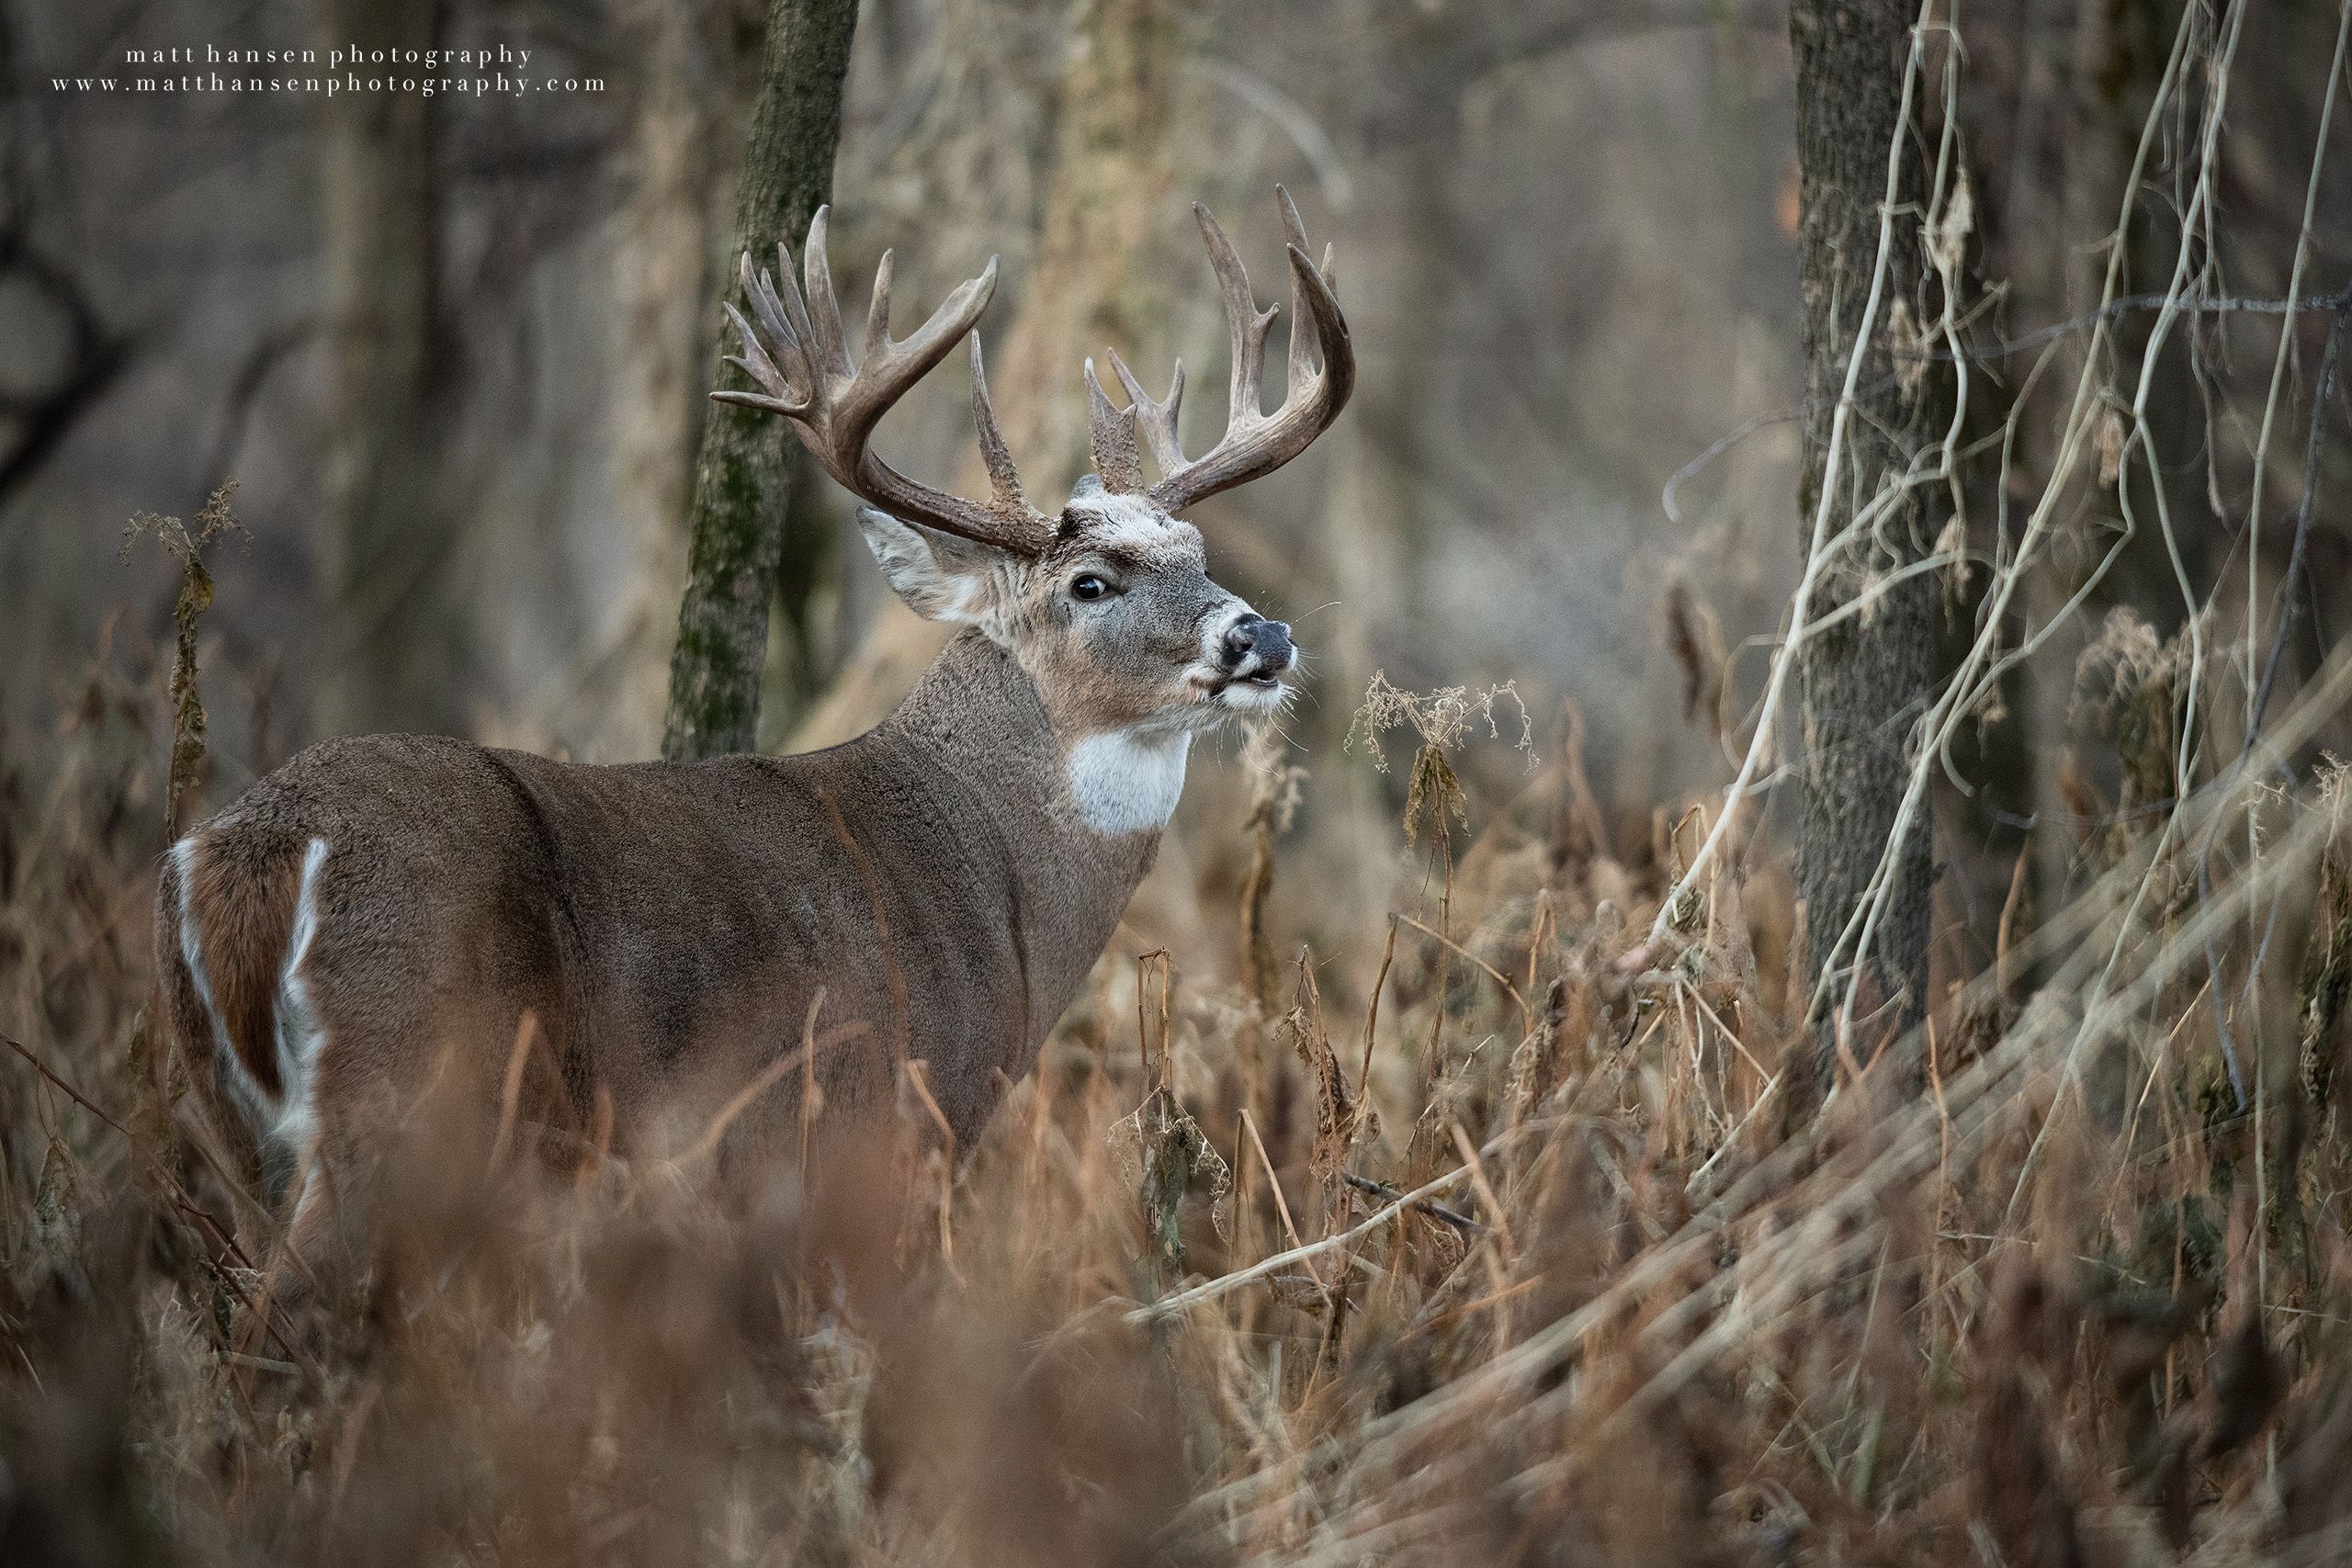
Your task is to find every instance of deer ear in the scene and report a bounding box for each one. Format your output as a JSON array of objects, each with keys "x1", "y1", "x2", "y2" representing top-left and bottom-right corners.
[{"x1": 857, "y1": 508, "x2": 1014, "y2": 638}]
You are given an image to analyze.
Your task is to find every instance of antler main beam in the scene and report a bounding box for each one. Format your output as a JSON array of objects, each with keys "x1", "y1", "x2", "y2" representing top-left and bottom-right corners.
[
  {"x1": 713, "y1": 208, "x2": 1056, "y2": 556},
  {"x1": 1095, "y1": 186, "x2": 1357, "y2": 514}
]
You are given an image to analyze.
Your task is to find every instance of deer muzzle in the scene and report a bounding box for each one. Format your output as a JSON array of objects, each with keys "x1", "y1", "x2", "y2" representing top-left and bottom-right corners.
[{"x1": 1217, "y1": 612, "x2": 1295, "y2": 683}]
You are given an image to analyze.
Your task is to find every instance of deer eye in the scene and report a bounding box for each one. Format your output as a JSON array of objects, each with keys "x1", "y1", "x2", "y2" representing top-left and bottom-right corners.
[{"x1": 1069, "y1": 573, "x2": 1115, "y2": 602}]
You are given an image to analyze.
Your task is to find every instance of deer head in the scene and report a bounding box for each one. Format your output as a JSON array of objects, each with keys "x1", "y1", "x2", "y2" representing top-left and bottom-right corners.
[{"x1": 712, "y1": 189, "x2": 1354, "y2": 774}]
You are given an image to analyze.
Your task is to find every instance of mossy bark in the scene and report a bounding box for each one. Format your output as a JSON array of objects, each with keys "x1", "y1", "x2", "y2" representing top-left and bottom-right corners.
[{"x1": 662, "y1": 0, "x2": 860, "y2": 761}]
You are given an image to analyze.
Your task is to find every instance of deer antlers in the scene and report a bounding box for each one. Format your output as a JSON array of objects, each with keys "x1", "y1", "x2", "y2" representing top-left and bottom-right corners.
[
  {"x1": 713, "y1": 189, "x2": 1353, "y2": 552},
  {"x1": 713, "y1": 209, "x2": 1056, "y2": 555},
  {"x1": 1093, "y1": 186, "x2": 1356, "y2": 514}
]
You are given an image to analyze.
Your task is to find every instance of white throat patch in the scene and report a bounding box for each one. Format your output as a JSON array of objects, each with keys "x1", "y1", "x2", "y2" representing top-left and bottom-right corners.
[{"x1": 1067, "y1": 729, "x2": 1192, "y2": 835}]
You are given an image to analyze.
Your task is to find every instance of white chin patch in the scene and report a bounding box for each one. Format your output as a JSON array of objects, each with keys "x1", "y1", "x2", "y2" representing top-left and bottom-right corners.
[
  {"x1": 1067, "y1": 729, "x2": 1192, "y2": 835},
  {"x1": 1216, "y1": 678, "x2": 1289, "y2": 715}
]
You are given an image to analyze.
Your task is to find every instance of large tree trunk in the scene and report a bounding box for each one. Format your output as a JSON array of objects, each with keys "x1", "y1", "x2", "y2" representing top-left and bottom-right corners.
[
  {"x1": 311, "y1": 0, "x2": 452, "y2": 736},
  {"x1": 1785, "y1": 0, "x2": 1945, "y2": 1113},
  {"x1": 662, "y1": 0, "x2": 860, "y2": 762}
]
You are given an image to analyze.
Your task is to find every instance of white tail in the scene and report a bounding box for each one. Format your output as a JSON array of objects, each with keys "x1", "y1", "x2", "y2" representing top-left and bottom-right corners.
[{"x1": 157, "y1": 189, "x2": 1353, "y2": 1266}]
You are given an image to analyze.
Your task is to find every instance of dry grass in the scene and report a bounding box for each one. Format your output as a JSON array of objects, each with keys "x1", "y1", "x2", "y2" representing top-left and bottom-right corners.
[{"x1": 6, "y1": 613, "x2": 2352, "y2": 1568}]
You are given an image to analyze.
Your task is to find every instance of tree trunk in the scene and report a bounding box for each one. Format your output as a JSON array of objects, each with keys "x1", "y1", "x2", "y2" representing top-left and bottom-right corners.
[
  {"x1": 1786, "y1": 0, "x2": 1946, "y2": 1113},
  {"x1": 662, "y1": 0, "x2": 860, "y2": 762},
  {"x1": 311, "y1": 0, "x2": 452, "y2": 736}
]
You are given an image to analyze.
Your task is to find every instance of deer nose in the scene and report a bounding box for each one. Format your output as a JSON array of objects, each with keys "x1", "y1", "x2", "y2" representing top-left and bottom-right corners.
[{"x1": 1221, "y1": 614, "x2": 1295, "y2": 673}]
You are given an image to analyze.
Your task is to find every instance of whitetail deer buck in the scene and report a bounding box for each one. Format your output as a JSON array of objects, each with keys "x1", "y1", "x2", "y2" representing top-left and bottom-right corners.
[{"x1": 156, "y1": 189, "x2": 1351, "y2": 1265}]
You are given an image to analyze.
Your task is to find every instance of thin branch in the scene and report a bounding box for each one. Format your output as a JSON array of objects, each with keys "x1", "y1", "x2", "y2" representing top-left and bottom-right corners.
[
  {"x1": 1340, "y1": 1170, "x2": 1486, "y2": 1235},
  {"x1": 1131, "y1": 1146, "x2": 1505, "y2": 1324}
]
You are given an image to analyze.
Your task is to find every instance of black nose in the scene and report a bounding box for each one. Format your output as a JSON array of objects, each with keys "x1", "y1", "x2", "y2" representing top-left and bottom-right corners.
[{"x1": 1221, "y1": 614, "x2": 1295, "y2": 671}]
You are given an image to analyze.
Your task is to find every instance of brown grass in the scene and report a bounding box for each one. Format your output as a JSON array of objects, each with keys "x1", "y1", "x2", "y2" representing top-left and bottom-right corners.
[{"x1": 6, "y1": 623, "x2": 2352, "y2": 1568}]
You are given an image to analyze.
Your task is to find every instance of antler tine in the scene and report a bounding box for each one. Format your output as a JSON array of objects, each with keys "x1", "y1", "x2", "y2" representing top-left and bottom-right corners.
[
  {"x1": 1275, "y1": 183, "x2": 1310, "y2": 254},
  {"x1": 841, "y1": 255, "x2": 998, "y2": 435},
  {"x1": 865, "y1": 247, "x2": 895, "y2": 360},
  {"x1": 740, "y1": 253, "x2": 790, "y2": 368},
  {"x1": 968, "y1": 334, "x2": 1027, "y2": 513},
  {"x1": 1084, "y1": 358, "x2": 1146, "y2": 494},
  {"x1": 1276, "y1": 185, "x2": 1321, "y2": 401},
  {"x1": 715, "y1": 301, "x2": 806, "y2": 415},
  {"x1": 1193, "y1": 201, "x2": 1278, "y2": 427},
  {"x1": 765, "y1": 238, "x2": 820, "y2": 378},
  {"x1": 713, "y1": 253, "x2": 806, "y2": 414},
  {"x1": 1143, "y1": 190, "x2": 1357, "y2": 515},
  {"x1": 710, "y1": 209, "x2": 1054, "y2": 555},
  {"x1": 1108, "y1": 349, "x2": 1185, "y2": 478},
  {"x1": 1283, "y1": 240, "x2": 1351, "y2": 406},
  {"x1": 802, "y1": 208, "x2": 862, "y2": 383}
]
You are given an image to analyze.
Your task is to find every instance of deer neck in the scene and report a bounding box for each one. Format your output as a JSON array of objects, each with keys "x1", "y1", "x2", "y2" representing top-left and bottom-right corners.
[{"x1": 867, "y1": 627, "x2": 1180, "y2": 907}]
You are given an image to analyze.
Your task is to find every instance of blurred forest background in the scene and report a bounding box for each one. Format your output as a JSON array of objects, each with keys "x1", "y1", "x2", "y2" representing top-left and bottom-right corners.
[{"x1": 9, "y1": 0, "x2": 2352, "y2": 988}]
